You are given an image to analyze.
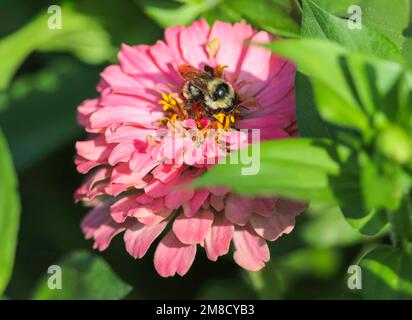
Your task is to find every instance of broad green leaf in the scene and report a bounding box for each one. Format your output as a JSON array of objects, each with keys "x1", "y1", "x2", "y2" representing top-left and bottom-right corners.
[
  {"x1": 0, "y1": 4, "x2": 112, "y2": 91},
  {"x1": 0, "y1": 58, "x2": 100, "y2": 171},
  {"x1": 359, "y1": 246, "x2": 412, "y2": 299},
  {"x1": 359, "y1": 152, "x2": 411, "y2": 211},
  {"x1": 268, "y1": 39, "x2": 404, "y2": 136},
  {"x1": 301, "y1": 206, "x2": 367, "y2": 248},
  {"x1": 32, "y1": 250, "x2": 132, "y2": 300},
  {"x1": 226, "y1": 0, "x2": 301, "y2": 37},
  {"x1": 72, "y1": 0, "x2": 162, "y2": 49},
  {"x1": 0, "y1": 129, "x2": 20, "y2": 295},
  {"x1": 387, "y1": 194, "x2": 412, "y2": 251},
  {"x1": 346, "y1": 208, "x2": 388, "y2": 236},
  {"x1": 136, "y1": 0, "x2": 217, "y2": 27},
  {"x1": 302, "y1": 0, "x2": 404, "y2": 63},
  {"x1": 403, "y1": 39, "x2": 412, "y2": 70},
  {"x1": 313, "y1": 0, "x2": 410, "y2": 49},
  {"x1": 295, "y1": 72, "x2": 331, "y2": 138},
  {"x1": 267, "y1": 39, "x2": 370, "y2": 133},
  {"x1": 194, "y1": 138, "x2": 346, "y2": 205},
  {"x1": 203, "y1": 1, "x2": 244, "y2": 24}
]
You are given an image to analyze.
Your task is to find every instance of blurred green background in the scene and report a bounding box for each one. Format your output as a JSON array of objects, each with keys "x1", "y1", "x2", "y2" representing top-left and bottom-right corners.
[{"x1": 0, "y1": 0, "x2": 394, "y2": 299}]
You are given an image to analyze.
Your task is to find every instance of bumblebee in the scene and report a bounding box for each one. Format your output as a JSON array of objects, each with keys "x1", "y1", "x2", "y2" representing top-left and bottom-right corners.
[{"x1": 178, "y1": 64, "x2": 238, "y2": 119}]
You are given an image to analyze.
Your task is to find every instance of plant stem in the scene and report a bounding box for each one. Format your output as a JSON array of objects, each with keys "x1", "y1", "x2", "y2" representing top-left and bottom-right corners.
[{"x1": 388, "y1": 193, "x2": 412, "y2": 254}]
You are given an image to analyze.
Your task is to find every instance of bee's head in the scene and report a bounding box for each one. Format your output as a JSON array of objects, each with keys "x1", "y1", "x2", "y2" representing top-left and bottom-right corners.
[{"x1": 205, "y1": 79, "x2": 236, "y2": 110}]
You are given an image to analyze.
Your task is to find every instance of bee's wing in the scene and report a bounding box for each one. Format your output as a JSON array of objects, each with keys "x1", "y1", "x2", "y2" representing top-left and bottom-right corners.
[{"x1": 178, "y1": 64, "x2": 211, "y2": 82}]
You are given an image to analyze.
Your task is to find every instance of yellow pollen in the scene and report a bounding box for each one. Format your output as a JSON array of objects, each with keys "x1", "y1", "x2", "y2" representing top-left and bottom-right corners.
[
  {"x1": 159, "y1": 92, "x2": 178, "y2": 111},
  {"x1": 213, "y1": 112, "x2": 236, "y2": 131},
  {"x1": 215, "y1": 64, "x2": 228, "y2": 78},
  {"x1": 206, "y1": 38, "x2": 220, "y2": 59}
]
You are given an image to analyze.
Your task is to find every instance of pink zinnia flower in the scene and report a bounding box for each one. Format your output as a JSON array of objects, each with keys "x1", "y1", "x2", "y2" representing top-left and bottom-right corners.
[{"x1": 75, "y1": 19, "x2": 305, "y2": 277}]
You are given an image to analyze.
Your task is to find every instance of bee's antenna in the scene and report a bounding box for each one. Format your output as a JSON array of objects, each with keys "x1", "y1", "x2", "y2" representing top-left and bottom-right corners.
[{"x1": 204, "y1": 65, "x2": 214, "y2": 79}]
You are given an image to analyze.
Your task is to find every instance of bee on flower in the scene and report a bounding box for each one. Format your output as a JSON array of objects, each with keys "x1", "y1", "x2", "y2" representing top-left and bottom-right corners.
[{"x1": 75, "y1": 19, "x2": 305, "y2": 277}]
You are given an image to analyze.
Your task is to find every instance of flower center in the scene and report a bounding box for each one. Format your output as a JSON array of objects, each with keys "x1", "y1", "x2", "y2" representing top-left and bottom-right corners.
[{"x1": 158, "y1": 64, "x2": 241, "y2": 132}]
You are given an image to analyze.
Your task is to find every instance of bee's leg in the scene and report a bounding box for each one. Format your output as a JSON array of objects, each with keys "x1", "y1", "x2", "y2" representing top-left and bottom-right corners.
[
  {"x1": 204, "y1": 107, "x2": 215, "y2": 120},
  {"x1": 224, "y1": 104, "x2": 235, "y2": 113},
  {"x1": 185, "y1": 104, "x2": 194, "y2": 118},
  {"x1": 183, "y1": 99, "x2": 196, "y2": 117}
]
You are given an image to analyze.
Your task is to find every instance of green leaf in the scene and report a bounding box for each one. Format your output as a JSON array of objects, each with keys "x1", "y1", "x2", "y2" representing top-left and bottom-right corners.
[
  {"x1": 0, "y1": 129, "x2": 20, "y2": 295},
  {"x1": 359, "y1": 153, "x2": 410, "y2": 211},
  {"x1": 295, "y1": 72, "x2": 331, "y2": 138},
  {"x1": 226, "y1": 0, "x2": 301, "y2": 37},
  {"x1": 267, "y1": 39, "x2": 370, "y2": 134},
  {"x1": 346, "y1": 208, "x2": 388, "y2": 236},
  {"x1": 313, "y1": 0, "x2": 410, "y2": 49},
  {"x1": 0, "y1": 58, "x2": 100, "y2": 171},
  {"x1": 194, "y1": 138, "x2": 346, "y2": 205},
  {"x1": 301, "y1": 206, "x2": 368, "y2": 248},
  {"x1": 136, "y1": 0, "x2": 217, "y2": 27},
  {"x1": 32, "y1": 250, "x2": 132, "y2": 300},
  {"x1": 403, "y1": 38, "x2": 412, "y2": 69},
  {"x1": 71, "y1": 0, "x2": 162, "y2": 49},
  {"x1": 0, "y1": 4, "x2": 112, "y2": 91},
  {"x1": 302, "y1": 0, "x2": 404, "y2": 63},
  {"x1": 387, "y1": 194, "x2": 412, "y2": 252},
  {"x1": 267, "y1": 39, "x2": 404, "y2": 136},
  {"x1": 359, "y1": 246, "x2": 412, "y2": 299}
]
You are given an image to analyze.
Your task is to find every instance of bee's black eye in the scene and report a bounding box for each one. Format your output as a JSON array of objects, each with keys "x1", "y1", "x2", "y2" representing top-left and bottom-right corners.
[{"x1": 213, "y1": 83, "x2": 229, "y2": 100}]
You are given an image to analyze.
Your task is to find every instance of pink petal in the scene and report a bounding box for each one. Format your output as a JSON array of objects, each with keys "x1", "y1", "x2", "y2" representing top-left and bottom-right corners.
[
  {"x1": 105, "y1": 163, "x2": 147, "y2": 196},
  {"x1": 118, "y1": 44, "x2": 173, "y2": 87},
  {"x1": 74, "y1": 166, "x2": 111, "y2": 202},
  {"x1": 209, "y1": 195, "x2": 225, "y2": 212},
  {"x1": 105, "y1": 125, "x2": 155, "y2": 144},
  {"x1": 179, "y1": 19, "x2": 210, "y2": 68},
  {"x1": 99, "y1": 65, "x2": 138, "y2": 87},
  {"x1": 124, "y1": 219, "x2": 168, "y2": 259},
  {"x1": 108, "y1": 142, "x2": 135, "y2": 165},
  {"x1": 250, "y1": 213, "x2": 295, "y2": 241},
  {"x1": 276, "y1": 199, "x2": 307, "y2": 216},
  {"x1": 253, "y1": 198, "x2": 277, "y2": 217},
  {"x1": 164, "y1": 25, "x2": 184, "y2": 61},
  {"x1": 90, "y1": 106, "x2": 163, "y2": 128},
  {"x1": 207, "y1": 186, "x2": 229, "y2": 196},
  {"x1": 208, "y1": 21, "x2": 255, "y2": 78},
  {"x1": 110, "y1": 195, "x2": 139, "y2": 223},
  {"x1": 76, "y1": 136, "x2": 113, "y2": 162},
  {"x1": 136, "y1": 208, "x2": 173, "y2": 227},
  {"x1": 129, "y1": 150, "x2": 158, "y2": 175},
  {"x1": 182, "y1": 189, "x2": 209, "y2": 217},
  {"x1": 81, "y1": 203, "x2": 126, "y2": 251},
  {"x1": 173, "y1": 209, "x2": 214, "y2": 244},
  {"x1": 144, "y1": 179, "x2": 176, "y2": 198},
  {"x1": 77, "y1": 99, "x2": 100, "y2": 129},
  {"x1": 149, "y1": 40, "x2": 182, "y2": 85},
  {"x1": 233, "y1": 225, "x2": 270, "y2": 271},
  {"x1": 236, "y1": 31, "x2": 274, "y2": 91},
  {"x1": 152, "y1": 164, "x2": 182, "y2": 183},
  {"x1": 154, "y1": 231, "x2": 197, "y2": 277},
  {"x1": 224, "y1": 194, "x2": 254, "y2": 225},
  {"x1": 204, "y1": 215, "x2": 234, "y2": 261},
  {"x1": 164, "y1": 171, "x2": 198, "y2": 209}
]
